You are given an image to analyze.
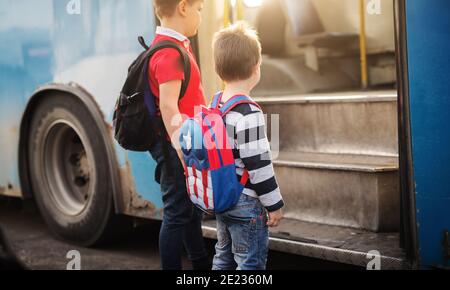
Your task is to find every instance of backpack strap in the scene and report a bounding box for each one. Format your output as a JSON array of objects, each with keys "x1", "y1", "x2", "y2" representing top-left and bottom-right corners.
[
  {"x1": 211, "y1": 92, "x2": 260, "y2": 187},
  {"x1": 220, "y1": 96, "x2": 260, "y2": 186},
  {"x1": 219, "y1": 94, "x2": 261, "y2": 116},
  {"x1": 240, "y1": 170, "x2": 249, "y2": 186},
  {"x1": 143, "y1": 38, "x2": 191, "y2": 99},
  {"x1": 211, "y1": 91, "x2": 223, "y2": 109},
  {"x1": 211, "y1": 92, "x2": 261, "y2": 115},
  {"x1": 138, "y1": 36, "x2": 149, "y2": 50}
]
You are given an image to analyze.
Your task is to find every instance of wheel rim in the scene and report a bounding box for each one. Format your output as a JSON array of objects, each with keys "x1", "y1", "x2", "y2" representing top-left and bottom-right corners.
[{"x1": 42, "y1": 120, "x2": 96, "y2": 216}]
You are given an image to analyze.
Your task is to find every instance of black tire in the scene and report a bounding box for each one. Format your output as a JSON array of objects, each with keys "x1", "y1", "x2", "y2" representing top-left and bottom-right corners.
[{"x1": 28, "y1": 93, "x2": 129, "y2": 246}]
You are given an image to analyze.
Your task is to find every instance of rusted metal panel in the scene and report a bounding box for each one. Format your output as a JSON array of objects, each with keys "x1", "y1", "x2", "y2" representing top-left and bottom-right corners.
[{"x1": 117, "y1": 157, "x2": 162, "y2": 220}]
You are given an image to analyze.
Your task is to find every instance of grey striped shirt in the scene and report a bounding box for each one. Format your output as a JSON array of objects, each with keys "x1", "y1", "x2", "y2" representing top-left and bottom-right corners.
[{"x1": 220, "y1": 100, "x2": 284, "y2": 212}]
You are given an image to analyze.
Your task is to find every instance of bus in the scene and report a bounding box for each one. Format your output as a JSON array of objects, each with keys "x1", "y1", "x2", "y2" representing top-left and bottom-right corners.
[{"x1": 0, "y1": 0, "x2": 449, "y2": 269}]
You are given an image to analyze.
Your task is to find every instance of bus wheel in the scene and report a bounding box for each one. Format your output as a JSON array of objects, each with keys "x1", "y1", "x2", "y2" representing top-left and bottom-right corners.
[{"x1": 28, "y1": 93, "x2": 128, "y2": 246}]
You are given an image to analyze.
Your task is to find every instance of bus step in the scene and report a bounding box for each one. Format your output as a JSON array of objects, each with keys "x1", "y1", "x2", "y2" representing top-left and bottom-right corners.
[{"x1": 201, "y1": 218, "x2": 406, "y2": 269}]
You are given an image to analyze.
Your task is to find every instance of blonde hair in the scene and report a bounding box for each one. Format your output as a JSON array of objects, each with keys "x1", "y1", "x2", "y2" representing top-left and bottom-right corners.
[
  {"x1": 153, "y1": 0, "x2": 199, "y2": 19},
  {"x1": 213, "y1": 21, "x2": 262, "y2": 82}
]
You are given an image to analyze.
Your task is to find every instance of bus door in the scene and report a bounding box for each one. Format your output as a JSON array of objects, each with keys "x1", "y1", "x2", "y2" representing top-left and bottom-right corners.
[{"x1": 400, "y1": 0, "x2": 450, "y2": 269}]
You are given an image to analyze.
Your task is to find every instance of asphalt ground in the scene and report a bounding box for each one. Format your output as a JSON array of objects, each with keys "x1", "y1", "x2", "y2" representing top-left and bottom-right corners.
[{"x1": 0, "y1": 197, "x2": 359, "y2": 270}]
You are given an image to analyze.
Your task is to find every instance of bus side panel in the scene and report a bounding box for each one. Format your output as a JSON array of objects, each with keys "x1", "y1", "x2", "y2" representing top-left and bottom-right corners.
[
  {"x1": 0, "y1": 1, "x2": 54, "y2": 197},
  {"x1": 1, "y1": 0, "x2": 164, "y2": 217},
  {"x1": 405, "y1": 0, "x2": 450, "y2": 268}
]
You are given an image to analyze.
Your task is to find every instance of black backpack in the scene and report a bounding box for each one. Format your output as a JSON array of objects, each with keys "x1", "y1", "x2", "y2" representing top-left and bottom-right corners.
[{"x1": 113, "y1": 36, "x2": 191, "y2": 151}]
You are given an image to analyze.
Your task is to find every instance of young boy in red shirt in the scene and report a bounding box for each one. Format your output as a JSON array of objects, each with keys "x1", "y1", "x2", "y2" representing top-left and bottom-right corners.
[{"x1": 148, "y1": 0, "x2": 209, "y2": 270}]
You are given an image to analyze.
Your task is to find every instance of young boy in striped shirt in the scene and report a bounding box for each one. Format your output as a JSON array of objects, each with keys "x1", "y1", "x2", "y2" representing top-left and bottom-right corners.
[{"x1": 212, "y1": 22, "x2": 284, "y2": 270}]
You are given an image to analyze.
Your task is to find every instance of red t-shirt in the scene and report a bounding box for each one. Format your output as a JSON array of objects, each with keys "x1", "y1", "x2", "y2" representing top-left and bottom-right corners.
[{"x1": 148, "y1": 34, "x2": 206, "y2": 118}]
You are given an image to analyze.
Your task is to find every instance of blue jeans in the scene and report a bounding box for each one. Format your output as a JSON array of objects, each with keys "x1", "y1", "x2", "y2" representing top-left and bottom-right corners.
[
  {"x1": 212, "y1": 194, "x2": 269, "y2": 270},
  {"x1": 149, "y1": 141, "x2": 209, "y2": 270}
]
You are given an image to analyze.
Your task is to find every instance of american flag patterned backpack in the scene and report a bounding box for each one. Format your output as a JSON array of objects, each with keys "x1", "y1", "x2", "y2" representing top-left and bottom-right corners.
[{"x1": 179, "y1": 92, "x2": 261, "y2": 214}]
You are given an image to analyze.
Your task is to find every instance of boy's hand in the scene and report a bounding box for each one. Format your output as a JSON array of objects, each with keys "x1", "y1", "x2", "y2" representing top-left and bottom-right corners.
[{"x1": 266, "y1": 209, "x2": 283, "y2": 227}]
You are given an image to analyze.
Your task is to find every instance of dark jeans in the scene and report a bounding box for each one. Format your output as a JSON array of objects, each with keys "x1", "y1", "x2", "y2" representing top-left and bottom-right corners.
[{"x1": 149, "y1": 141, "x2": 209, "y2": 270}]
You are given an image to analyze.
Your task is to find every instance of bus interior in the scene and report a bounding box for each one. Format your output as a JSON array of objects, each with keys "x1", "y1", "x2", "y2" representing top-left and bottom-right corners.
[{"x1": 199, "y1": 0, "x2": 404, "y2": 268}]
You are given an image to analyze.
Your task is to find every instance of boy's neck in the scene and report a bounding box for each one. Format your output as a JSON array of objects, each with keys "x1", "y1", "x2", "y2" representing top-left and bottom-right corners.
[
  {"x1": 160, "y1": 19, "x2": 188, "y2": 38},
  {"x1": 222, "y1": 81, "x2": 254, "y2": 102}
]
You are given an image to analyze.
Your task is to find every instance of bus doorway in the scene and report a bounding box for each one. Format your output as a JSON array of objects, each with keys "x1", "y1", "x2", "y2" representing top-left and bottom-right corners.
[{"x1": 199, "y1": 0, "x2": 405, "y2": 269}]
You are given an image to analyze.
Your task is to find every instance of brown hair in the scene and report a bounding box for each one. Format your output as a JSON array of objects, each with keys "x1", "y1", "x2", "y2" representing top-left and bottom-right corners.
[
  {"x1": 213, "y1": 21, "x2": 262, "y2": 82},
  {"x1": 153, "y1": 0, "x2": 198, "y2": 19}
]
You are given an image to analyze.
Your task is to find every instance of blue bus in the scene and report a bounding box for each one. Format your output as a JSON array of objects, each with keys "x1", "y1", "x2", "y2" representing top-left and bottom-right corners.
[{"x1": 0, "y1": 0, "x2": 449, "y2": 269}]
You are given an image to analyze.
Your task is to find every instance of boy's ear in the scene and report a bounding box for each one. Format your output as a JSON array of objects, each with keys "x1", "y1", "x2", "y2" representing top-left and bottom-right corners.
[
  {"x1": 177, "y1": 0, "x2": 188, "y2": 17},
  {"x1": 253, "y1": 62, "x2": 261, "y2": 74}
]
